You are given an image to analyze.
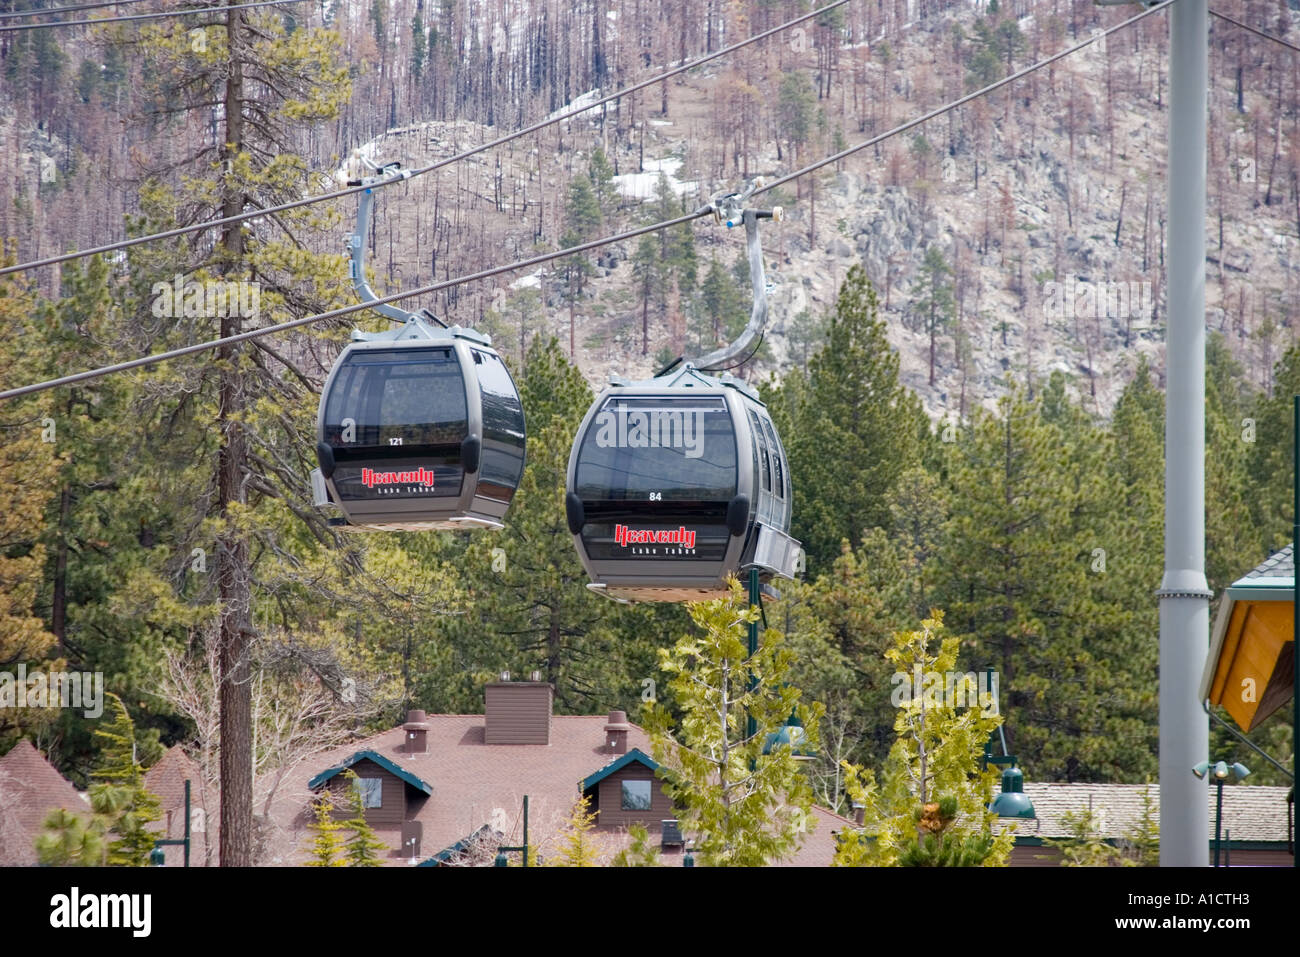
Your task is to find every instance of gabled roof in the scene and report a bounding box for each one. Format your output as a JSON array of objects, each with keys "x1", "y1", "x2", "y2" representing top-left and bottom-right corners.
[
  {"x1": 417, "y1": 824, "x2": 497, "y2": 867},
  {"x1": 992, "y1": 782, "x2": 1294, "y2": 843},
  {"x1": 0, "y1": 740, "x2": 89, "y2": 866},
  {"x1": 144, "y1": 745, "x2": 200, "y2": 811},
  {"x1": 308, "y1": 750, "x2": 433, "y2": 796},
  {"x1": 580, "y1": 747, "x2": 659, "y2": 791},
  {"x1": 1241, "y1": 544, "x2": 1293, "y2": 583}
]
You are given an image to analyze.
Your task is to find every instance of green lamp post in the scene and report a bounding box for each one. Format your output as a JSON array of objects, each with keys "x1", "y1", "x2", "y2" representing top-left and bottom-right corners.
[
  {"x1": 493, "y1": 795, "x2": 530, "y2": 867},
  {"x1": 1192, "y1": 760, "x2": 1249, "y2": 867},
  {"x1": 149, "y1": 778, "x2": 192, "y2": 867}
]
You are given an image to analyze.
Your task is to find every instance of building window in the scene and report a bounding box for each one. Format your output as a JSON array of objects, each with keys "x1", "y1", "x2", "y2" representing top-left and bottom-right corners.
[
  {"x1": 621, "y1": 779, "x2": 652, "y2": 811},
  {"x1": 354, "y1": 776, "x2": 382, "y2": 808}
]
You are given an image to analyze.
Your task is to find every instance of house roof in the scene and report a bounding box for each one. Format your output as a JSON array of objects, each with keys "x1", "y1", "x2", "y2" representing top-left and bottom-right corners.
[
  {"x1": 267, "y1": 711, "x2": 842, "y2": 867},
  {"x1": 144, "y1": 745, "x2": 200, "y2": 812},
  {"x1": 308, "y1": 749, "x2": 434, "y2": 796},
  {"x1": 580, "y1": 748, "x2": 658, "y2": 791},
  {"x1": 0, "y1": 740, "x2": 89, "y2": 866},
  {"x1": 1241, "y1": 544, "x2": 1293, "y2": 583},
  {"x1": 992, "y1": 782, "x2": 1294, "y2": 843},
  {"x1": 1202, "y1": 543, "x2": 1296, "y2": 729}
]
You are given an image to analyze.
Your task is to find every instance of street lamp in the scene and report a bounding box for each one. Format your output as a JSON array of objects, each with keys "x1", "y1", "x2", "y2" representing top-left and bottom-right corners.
[
  {"x1": 149, "y1": 778, "x2": 192, "y2": 868},
  {"x1": 1192, "y1": 760, "x2": 1249, "y2": 866}
]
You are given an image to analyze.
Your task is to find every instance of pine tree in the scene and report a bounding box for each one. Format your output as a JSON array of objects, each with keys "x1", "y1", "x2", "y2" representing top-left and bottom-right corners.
[
  {"x1": 89, "y1": 693, "x2": 162, "y2": 867},
  {"x1": 913, "y1": 246, "x2": 955, "y2": 387},
  {"x1": 835, "y1": 612, "x2": 1013, "y2": 867},
  {"x1": 340, "y1": 770, "x2": 387, "y2": 866},
  {"x1": 35, "y1": 807, "x2": 106, "y2": 867},
  {"x1": 937, "y1": 388, "x2": 1156, "y2": 782},
  {"x1": 769, "y1": 266, "x2": 925, "y2": 573},
  {"x1": 587, "y1": 146, "x2": 617, "y2": 221},
  {"x1": 644, "y1": 578, "x2": 821, "y2": 867},
  {"x1": 304, "y1": 792, "x2": 346, "y2": 867},
  {"x1": 551, "y1": 792, "x2": 600, "y2": 866}
]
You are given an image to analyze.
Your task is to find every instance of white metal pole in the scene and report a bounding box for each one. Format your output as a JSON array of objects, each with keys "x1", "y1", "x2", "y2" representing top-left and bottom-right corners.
[{"x1": 1158, "y1": 0, "x2": 1211, "y2": 867}]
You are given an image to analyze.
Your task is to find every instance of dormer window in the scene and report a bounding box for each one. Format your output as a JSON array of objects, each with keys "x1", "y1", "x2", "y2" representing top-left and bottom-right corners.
[
  {"x1": 355, "y1": 777, "x2": 382, "y2": 808},
  {"x1": 621, "y1": 780, "x2": 652, "y2": 811}
]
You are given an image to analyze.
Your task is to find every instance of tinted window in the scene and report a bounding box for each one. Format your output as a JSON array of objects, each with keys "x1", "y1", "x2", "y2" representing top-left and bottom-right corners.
[
  {"x1": 323, "y1": 347, "x2": 467, "y2": 448},
  {"x1": 621, "y1": 780, "x2": 652, "y2": 811},
  {"x1": 473, "y1": 350, "x2": 526, "y2": 501},
  {"x1": 762, "y1": 417, "x2": 785, "y2": 501},
  {"x1": 750, "y1": 410, "x2": 772, "y2": 495},
  {"x1": 575, "y1": 396, "x2": 737, "y2": 502}
]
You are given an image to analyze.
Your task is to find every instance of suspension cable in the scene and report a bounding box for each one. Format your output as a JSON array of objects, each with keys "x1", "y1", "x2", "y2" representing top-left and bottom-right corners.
[
  {"x1": 0, "y1": 0, "x2": 852, "y2": 277},
  {"x1": 0, "y1": 0, "x2": 1173, "y2": 401},
  {"x1": 0, "y1": 0, "x2": 316, "y2": 32}
]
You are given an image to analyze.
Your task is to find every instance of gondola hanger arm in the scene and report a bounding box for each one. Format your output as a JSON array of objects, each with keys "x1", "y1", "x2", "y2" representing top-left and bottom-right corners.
[{"x1": 691, "y1": 178, "x2": 783, "y2": 373}]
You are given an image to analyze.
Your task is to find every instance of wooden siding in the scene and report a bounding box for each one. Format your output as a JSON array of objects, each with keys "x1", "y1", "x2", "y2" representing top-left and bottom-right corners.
[
  {"x1": 326, "y1": 761, "x2": 406, "y2": 827},
  {"x1": 484, "y1": 682, "x2": 552, "y2": 744},
  {"x1": 592, "y1": 763, "x2": 675, "y2": 831}
]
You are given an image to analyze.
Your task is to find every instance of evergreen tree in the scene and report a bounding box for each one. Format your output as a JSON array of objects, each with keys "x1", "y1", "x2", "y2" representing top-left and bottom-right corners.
[
  {"x1": 769, "y1": 266, "x2": 925, "y2": 573},
  {"x1": 551, "y1": 792, "x2": 600, "y2": 866},
  {"x1": 35, "y1": 807, "x2": 106, "y2": 867},
  {"x1": 913, "y1": 246, "x2": 955, "y2": 387},
  {"x1": 835, "y1": 612, "x2": 1013, "y2": 867},
  {"x1": 89, "y1": 693, "x2": 162, "y2": 866},
  {"x1": 937, "y1": 388, "x2": 1156, "y2": 782},
  {"x1": 644, "y1": 578, "x2": 821, "y2": 867},
  {"x1": 341, "y1": 770, "x2": 386, "y2": 866},
  {"x1": 587, "y1": 146, "x2": 618, "y2": 221},
  {"x1": 304, "y1": 792, "x2": 346, "y2": 867}
]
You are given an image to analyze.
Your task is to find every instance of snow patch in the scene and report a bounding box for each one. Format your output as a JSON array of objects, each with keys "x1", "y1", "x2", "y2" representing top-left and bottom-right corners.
[{"x1": 612, "y1": 157, "x2": 697, "y2": 202}]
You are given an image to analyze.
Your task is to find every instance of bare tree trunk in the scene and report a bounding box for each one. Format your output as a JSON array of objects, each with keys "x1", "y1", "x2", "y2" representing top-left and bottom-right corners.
[{"x1": 218, "y1": 2, "x2": 253, "y2": 868}]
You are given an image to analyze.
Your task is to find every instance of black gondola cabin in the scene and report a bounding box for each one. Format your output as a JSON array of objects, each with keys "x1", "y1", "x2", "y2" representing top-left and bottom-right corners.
[
  {"x1": 565, "y1": 364, "x2": 801, "y2": 601},
  {"x1": 312, "y1": 326, "x2": 525, "y2": 531}
]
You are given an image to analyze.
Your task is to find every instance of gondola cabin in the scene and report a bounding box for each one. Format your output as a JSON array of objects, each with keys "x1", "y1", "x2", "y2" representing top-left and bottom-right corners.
[
  {"x1": 565, "y1": 364, "x2": 801, "y2": 602},
  {"x1": 312, "y1": 325, "x2": 525, "y2": 531}
]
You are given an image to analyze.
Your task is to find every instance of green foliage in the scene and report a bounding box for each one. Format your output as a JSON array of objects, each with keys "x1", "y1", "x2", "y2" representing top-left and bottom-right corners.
[
  {"x1": 340, "y1": 770, "x2": 387, "y2": 866},
  {"x1": 644, "y1": 578, "x2": 821, "y2": 867},
  {"x1": 551, "y1": 792, "x2": 601, "y2": 867},
  {"x1": 913, "y1": 246, "x2": 955, "y2": 386},
  {"x1": 36, "y1": 807, "x2": 106, "y2": 867},
  {"x1": 611, "y1": 823, "x2": 661, "y2": 867},
  {"x1": 89, "y1": 694, "x2": 162, "y2": 867},
  {"x1": 897, "y1": 797, "x2": 996, "y2": 866},
  {"x1": 777, "y1": 72, "x2": 816, "y2": 158},
  {"x1": 769, "y1": 266, "x2": 926, "y2": 573},
  {"x1": 304, "y1": 792, "x2": 346, "y2": 867},
  {"x1": 1040, "y1": 804, "x2": 1133, "y2": 867},
  {"x1": 835, "y1": 613, "x2": 1014, "y2": 867},
  {"x1": 1120, "y1": 786, "x2": 1160, "y2": 866},
  {"x1": 936, "y1": 387, "x2": 1157, "y2": 782}
]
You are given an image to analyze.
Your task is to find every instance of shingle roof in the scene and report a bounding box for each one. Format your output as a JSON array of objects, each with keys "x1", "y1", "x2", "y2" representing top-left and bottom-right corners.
[
  {"x1": 266, "y1": 713, "x2": 844, "y2": 866},
  {"x1": 0, "y1": 740, "x2": 90, "y2": 866},
  {"x1": 1240, "y1": 544, "x2": 1293, "y2": 582},
  {"x1": 579, "y1": 748, "x2": 658, "y2": 791},
  {"x1": 993, "y1": 782, "x2": 1293, "y2": 842},
  {"x1": 144, "y1": 745, "x2": 201, "y2": 812},
  {"x1": 308, "y1": 749, "x2": 434, "y2": 795}
]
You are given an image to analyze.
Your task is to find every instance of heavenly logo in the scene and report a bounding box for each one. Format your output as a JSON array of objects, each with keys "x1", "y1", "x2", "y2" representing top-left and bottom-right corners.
[
  {"x1": 49, "y1": 888, "x2": 151, "y2": 938},
  {"x1": 614, "y1": 524, "x2": 697, "y2": 549},
  {"x1": 0, "y1": 666, "x2": 103, "y2": 719},
  {"x1": 594, "y1": 407, "x2": 705, "y2": 459},
  {"x1": 361, "y1": 466, "x2": 435, "y2": 489},
  {"x1": 890, "y1": 667, "x2": 999, "y2": 718},
  {"x1": 151, "y1": 274, "x2": 260, "y2": 319},
  {"x1": 1042, "y1": 278, "x2": 1152, "y2": 322}
]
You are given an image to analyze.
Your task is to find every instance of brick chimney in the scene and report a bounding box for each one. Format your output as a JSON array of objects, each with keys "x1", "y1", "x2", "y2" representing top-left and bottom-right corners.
[
  {"x1": 484, "y1": 679, "x2": 552, "y2": 744},
  {"x1": 604, "y1": 709, "x2": 630, "y2": 754},
  {"x1": 404, "y1": 710, "x2": 430, "y2": 754}
]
